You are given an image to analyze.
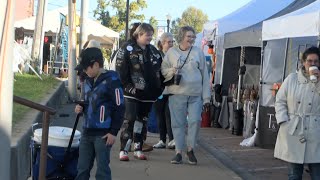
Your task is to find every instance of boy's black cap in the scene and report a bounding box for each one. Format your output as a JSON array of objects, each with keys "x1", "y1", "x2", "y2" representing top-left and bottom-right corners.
[{"x1": 75, "y1": 47, "x2": 103, "y2": 71}]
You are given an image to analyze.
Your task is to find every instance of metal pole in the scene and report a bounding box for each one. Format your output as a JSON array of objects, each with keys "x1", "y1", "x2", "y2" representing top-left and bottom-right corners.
[
  {"x1": 125, "y1": 0, "x2": 129, "y2": 41},
  {"x1": 79, "y1": 0, "x2": 89, "y2": 52},
  {"x1": 31, "y1": 0, "x2": 46, "y2": 65},
  {"x1": 38, "y1": 112, "x2": 50, "y2": 180},
  {"x1": 259, "y1": 41, "x2": 267, "y2": 104},
  {"x1": 167, "y1": 19, "x2": 170, "y2": 32},
  {"x1": 0, "y1": 0, "x2": 14, "y2": 179},
  {"x1": 68, "y1": 0, "x2": 77, "y2": 99},
  {"x1": 282, "y1": 38, "x2": 289, "y2": 82}
]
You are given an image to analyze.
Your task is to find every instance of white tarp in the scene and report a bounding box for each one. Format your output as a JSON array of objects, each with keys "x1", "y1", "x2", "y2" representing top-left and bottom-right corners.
[
  {"x1": 196, "y1": 0, "x2": 294, "y2": 42},
  {"x1": 216, "y1": 0, "x2": 294, "y2": 36},
  {"x1": 262, "y1": 0, "x2": 320, "y2": 41},
  {"x1": 14, "y1": 7, "x2": 119, "y2": 45}
]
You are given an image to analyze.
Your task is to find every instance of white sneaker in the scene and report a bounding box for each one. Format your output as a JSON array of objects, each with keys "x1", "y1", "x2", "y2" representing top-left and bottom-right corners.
[
  {"x1": 119, "y1": 151, "x2": 129, "y2": 161},
  {"x1": 134, "y1": 150, "x2": 147, "y2": 160},
  {"x1": 167, "y1": 140, "x2": 175, "y2": 149},
  {"x1": 153, "y1": 140, "x2": 166, "y2": 148}
]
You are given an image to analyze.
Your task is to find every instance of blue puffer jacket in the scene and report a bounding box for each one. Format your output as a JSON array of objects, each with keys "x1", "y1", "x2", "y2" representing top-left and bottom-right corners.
[{"x1": 83, "y1": 70, "x2": 125, "y2": 136}]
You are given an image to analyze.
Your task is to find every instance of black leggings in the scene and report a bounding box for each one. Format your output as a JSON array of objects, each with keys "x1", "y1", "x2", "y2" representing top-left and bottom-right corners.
[
  {"x1": 153, "y1": 95, "x2": 173, "y2": 143},
  {"x1": 120, "y1": 98, "x2": 152, "y2": 151}
]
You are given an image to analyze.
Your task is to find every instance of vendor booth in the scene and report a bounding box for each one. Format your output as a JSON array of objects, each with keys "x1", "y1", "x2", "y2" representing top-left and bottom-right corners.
[
  {"x1": 14, "y1": 7, "x2": 119, "y2": 74},
  {"x1": 195, "y1": 0, "x2": 294, "y2": 85},
  {"x1": 259, "y1": 0, "x2": 320, "y2": 148}
]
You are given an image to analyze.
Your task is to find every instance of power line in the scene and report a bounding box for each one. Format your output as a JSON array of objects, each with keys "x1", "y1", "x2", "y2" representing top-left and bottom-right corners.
[{"x1": 47, "y1": 2, "x2": 94, "y2": 14}]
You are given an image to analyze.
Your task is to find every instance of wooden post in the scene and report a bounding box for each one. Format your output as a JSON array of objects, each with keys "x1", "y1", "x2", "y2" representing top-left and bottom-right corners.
[
  {"x1": 68, "y1": 0, "x2": 77, "y2": 100},
  {"x1": 0, "y1": 0, "x2": 15, "y2": 179}
]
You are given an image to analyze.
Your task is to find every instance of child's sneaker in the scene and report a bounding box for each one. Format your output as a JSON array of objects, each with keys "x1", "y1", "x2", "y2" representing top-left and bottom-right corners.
[
  {"x1": 119, "y1": 151, "x2": 129, "y2": 161},
  {"x1": 134, "y1": 150, "x2": 147, "y2": 160},
  {"x1": 153, "y1": 140, "x2": 166, "y2": 148},
  {"x1": 170, "y1": 153, "x2": 182, "y2": 164},
  {"x1": 167, "y1": 140, "x2": 175, "y2": 149}
]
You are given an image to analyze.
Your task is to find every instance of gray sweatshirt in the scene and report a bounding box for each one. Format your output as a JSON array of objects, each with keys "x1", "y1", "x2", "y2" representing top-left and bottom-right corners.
[{"x1": 161, "y1": 46, "x2": 211, "y2": 104}]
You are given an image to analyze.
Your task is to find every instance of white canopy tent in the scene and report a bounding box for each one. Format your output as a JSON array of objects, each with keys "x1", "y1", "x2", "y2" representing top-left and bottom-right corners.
[
  {"x1": 262, "y1": 0, "x2": 320, "y2": 41},
  {"x1": 207, "y1": 0, "x2": 294, "y2": 84},
  {"x1": 195, "y1": 0, "x2": 294, "y2": 48},
  {"x1": 14, "y1": 7, "x2": 119, "y2": 48},
  {"x1": 256, "y1": 0, "x2": 320, "y2": 148},
  {"x1": 260, "y1": 0, "x2": 320, "y2": 107}
]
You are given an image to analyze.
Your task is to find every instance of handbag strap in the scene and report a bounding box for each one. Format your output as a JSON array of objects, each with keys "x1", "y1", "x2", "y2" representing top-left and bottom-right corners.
[{"x1": 178, "y1": 46, "x2": 193, "y2": 69}]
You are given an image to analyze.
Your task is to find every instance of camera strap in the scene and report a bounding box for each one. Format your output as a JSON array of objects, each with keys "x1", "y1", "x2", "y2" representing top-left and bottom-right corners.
[{"x1": 178, "y1": 46, "x2": 193, "y2": 69}]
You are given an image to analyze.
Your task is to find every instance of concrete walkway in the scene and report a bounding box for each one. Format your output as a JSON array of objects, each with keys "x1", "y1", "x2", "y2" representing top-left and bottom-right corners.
[{"x1": 49, "y1": 103, "x2": 241, "y2": 180}]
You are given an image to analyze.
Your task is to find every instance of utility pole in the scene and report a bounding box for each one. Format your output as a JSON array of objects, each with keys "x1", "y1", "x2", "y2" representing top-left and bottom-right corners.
[
  {"x1": 79, "y1": 0, "x2": 89, "y2": 52},
  {"x1": 38, "y1": 0, "x2": 48, "y2": 74},
  {"x1": 125, "y1": 0, "x2": 129, "y2": 41},
  {"x1": 31, "y1": 0, "x2": 46, "y2": 70},
  {"x1": 0, "y1": 0, "x2": 15, "y2": 179},
  {"x1": 68, "y1": 0, "x2": 77, "y2": 100}
]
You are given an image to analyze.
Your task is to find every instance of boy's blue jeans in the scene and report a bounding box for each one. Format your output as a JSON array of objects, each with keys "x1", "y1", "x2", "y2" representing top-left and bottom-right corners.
[
  {"x1": 75, "y1": 135, "x2": 112, "y2": 180},
  {"x1": 288, "y1": 163, "x2": 320, "y2": 180}
]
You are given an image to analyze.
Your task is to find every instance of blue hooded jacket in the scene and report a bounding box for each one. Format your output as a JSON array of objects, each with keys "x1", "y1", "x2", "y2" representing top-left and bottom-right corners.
[{"x1": 83, "y1": 70, "x2": 125, "y2": 136}]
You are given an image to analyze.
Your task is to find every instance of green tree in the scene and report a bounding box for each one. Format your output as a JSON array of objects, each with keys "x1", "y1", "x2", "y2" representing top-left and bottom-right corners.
[
  {"x1": 170, "y1": 19, "x2": 179, "y2": 38},
  {"x1": 94, "y1": 0, "x2": 147, "y2": 35},
  {"x1": 149, "y1": 16, "x2": 158, "y2": 39},
  {"x1": 175, "y1": 6, "x2": 208, "y2": 34}
]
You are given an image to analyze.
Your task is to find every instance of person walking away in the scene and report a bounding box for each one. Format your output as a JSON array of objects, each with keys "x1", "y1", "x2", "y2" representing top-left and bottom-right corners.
[
  {"x1": 153, "y1": 32, "x2": 175, "y2": 149},
  {"x1": 161, "y1": 26, "x2": 211, "y2": 165},
  {"x1": 74, "y1": 47, "x2": 125, "y2": 180},
  {"x1": 116, "y1": 23, "x2": 164, "y2": 161},
  {"x1": 274, "y1": 46, "x2": 320, "y2": 180}
]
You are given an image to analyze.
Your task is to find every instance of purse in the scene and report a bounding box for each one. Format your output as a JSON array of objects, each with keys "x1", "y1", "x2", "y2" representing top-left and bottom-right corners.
[{"x1": 164, "y1": 46, "x2": 193, "y2": 86}]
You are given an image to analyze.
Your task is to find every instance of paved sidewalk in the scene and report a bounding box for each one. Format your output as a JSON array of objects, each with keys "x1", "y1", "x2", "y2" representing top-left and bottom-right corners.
[
  {"x1": 49, "y1": 102, "x2": 240, "y2": 180},
  {"x1": 199, "y1": 128, "x2": 311, "y2": 180},
  {"x1": 39, "y1": 101, "x2": 313, "y2": 180}
]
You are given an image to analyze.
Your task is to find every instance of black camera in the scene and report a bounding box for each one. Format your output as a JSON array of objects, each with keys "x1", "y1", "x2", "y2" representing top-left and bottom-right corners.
[{"x1": 173, "y1": 74, "x2": 182, "y2": 85}]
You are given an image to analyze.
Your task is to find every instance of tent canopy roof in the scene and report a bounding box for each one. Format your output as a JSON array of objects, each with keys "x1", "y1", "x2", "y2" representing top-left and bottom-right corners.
[
  {"x1": 215, "y1": 0, "x2": 294, "y2": 36},
  {"x1": 224, "y1": 0, "x2": 315, "y2": 49},
  {"x1": 262, "y1": 0, "x2": 320, "y2": 41},
  {"x1": 195, "y1": 0, "x2": 294, "y2": 49}
]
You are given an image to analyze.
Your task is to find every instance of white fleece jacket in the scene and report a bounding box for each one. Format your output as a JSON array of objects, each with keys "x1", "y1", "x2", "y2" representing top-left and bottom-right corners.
[{"x1": 161, "y1": 46, "x2": 211, "y2": 104}]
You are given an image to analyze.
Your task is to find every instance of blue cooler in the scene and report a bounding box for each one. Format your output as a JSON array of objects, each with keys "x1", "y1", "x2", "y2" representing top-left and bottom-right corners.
[{"x1": 31, "y1": 126, "x2": 81, "y2": 180}]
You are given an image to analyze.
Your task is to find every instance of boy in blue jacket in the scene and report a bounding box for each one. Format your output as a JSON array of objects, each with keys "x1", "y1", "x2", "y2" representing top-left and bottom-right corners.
[{"x1": 74, "y1": 47, "x2": 125, "y2": 180}]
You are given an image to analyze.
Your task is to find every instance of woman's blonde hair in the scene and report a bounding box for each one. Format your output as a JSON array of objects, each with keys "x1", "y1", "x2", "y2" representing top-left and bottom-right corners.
[
  {"x1": 132, "y1": 23, "x2": 154, "y2": 40},
  {"x1": 176, "y1": 26, "x2": 195, "y2": 44}
]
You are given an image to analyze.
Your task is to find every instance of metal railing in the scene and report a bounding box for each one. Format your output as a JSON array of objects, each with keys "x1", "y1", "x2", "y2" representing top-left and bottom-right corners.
[{"x1": 13, "y1": 95, "x2": 56, "y2": 180}]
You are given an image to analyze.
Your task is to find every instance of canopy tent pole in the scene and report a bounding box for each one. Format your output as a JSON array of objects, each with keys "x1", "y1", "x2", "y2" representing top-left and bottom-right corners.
[
  {"x1": 237, "y1": 46, "x2": 246, "y2": 110},
  {"x1": 233, "y1": 46, "x2": 246, "y2": 136},
  {"x1": 282, "y1": 38, "x2": 290, "y2": 82}
]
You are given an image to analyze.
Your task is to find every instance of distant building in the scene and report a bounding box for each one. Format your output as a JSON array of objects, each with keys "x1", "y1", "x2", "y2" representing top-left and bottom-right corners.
[{"x1": 15, "y1": 0, "x2": 34, "y2": 21}]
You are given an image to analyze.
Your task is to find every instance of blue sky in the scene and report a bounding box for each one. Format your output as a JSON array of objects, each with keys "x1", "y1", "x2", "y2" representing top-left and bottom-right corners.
[{"x1": 46, "y1": 0, "x2": 252, "y2": 26}]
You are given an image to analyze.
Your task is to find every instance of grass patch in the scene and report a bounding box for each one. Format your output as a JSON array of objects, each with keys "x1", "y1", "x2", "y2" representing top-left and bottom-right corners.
[{"x1": 13, "y1": 74, "x2": 60, "y2": 124}]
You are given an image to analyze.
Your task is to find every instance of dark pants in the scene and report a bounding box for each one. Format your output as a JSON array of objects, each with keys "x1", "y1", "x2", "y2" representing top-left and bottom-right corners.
[
  {"x1": 120, "y1": 98, "x2": 153, "y2": 151},
  {"x1": 76, "y1": 135, "x2": 112, "y2": 180},
  {"x1": 288, "y1": 163, "x2": 320, "y2": 180},
  {"x1": 153, "y1": 95, "x2": 173, "y2": 143}
]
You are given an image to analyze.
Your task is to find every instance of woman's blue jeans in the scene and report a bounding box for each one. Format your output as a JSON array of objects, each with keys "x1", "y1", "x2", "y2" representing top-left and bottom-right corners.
[{"x1": 288, "y1": 163, "x2": 320, "y2": 180}]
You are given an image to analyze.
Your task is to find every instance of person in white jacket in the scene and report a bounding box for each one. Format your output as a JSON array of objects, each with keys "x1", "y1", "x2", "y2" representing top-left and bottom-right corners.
[
  {"x1": 161, "y1": 26, "x2": 210, "y2": 165},
  {"x1": 275, "y1": 46, "x2": 320, "y2": 180}
]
